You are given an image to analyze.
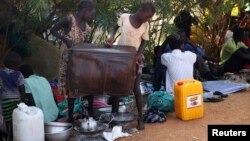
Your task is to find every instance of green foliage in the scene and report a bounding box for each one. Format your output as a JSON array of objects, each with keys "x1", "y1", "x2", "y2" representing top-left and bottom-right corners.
[
  {"x1": 7, "y1": 0, "x2": 50, "y2": 32},
  {"x1": 7, "y1": 30, "x2": 31, "y2": 57},
  {"x1": 1, "y1": 0, "x2": 249, "y2": 67},
  {"x1": 189, "y1": 0, "x2": 247, "y2": 57},
  {"x1": 0, "y1": 0, "x2": 50, "y2": 60}
]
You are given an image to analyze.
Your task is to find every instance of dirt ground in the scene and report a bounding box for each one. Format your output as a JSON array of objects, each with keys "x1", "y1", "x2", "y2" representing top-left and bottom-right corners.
[{"x1": 117, "y1": 89, "x2": 250, "y2": 141}]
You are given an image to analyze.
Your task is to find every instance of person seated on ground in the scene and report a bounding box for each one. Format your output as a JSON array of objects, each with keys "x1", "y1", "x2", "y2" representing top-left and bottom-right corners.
[
  {"x1": 161, "y1": 33, "x2": 197, "y2": 93},
  {"x1": 153, "y1": 32, "x2": 218, "y2": 91},
  {"x1": 179, "y1": 31, "x2": 220, "y2": 63},
  {"x1": 174, "y1": 10, "x2": 220, "y2": 64},
  {"x1": 0, "y1": 52, "x2": 26, "y2": 138},
  {"x1": 220, "y1": 27, "x2": 250, "y2": 73},
  {"x1": 179, "y1": 31, "x2": 220, "y2": 80},
  {"x1": 18, "y1": 64, "x2": 59, "y2": 122}
]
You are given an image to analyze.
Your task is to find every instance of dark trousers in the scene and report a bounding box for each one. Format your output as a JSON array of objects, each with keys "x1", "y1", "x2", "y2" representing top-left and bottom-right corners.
[
  {"x1": 153, "y1": 57, "x2": 166, "y2": 91},
  {"x1": 223, "y1": 48, "x2": 250, "y2": 73},
  {"x1": 194, "y1": 55, "x2": 210, "y2": 78}
]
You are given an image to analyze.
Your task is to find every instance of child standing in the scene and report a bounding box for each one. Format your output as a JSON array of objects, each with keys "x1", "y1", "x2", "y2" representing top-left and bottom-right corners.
[
  {"x1": 51, "y1": 0, "x2": 95, "y2": 95},
  {"x1": 107, "y1": 2, "x2": 155, "y2": 60},
  {"x1": 106, "y1": 2, "x2": 155, "y2": 130},
  {"x1": 50, "y1": 0, "x2": 95, "y2": 122},
  {"x1": 0, "y1": 52, "x2": 26, "y2": 137}
]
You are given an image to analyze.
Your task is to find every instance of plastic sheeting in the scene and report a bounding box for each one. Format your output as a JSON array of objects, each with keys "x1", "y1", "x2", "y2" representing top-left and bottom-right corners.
[{"x1": 202, "y1": 80, "x2": 249, "y2": 95}]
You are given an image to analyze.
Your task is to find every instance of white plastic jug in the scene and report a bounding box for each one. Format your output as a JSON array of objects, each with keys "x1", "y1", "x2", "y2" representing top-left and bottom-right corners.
[{"x1": 13, "y1": 103, "x2": 45, "y2": 141}]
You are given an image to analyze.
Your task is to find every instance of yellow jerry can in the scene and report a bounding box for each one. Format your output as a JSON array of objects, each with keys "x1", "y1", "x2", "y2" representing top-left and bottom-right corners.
[{"x1": 174, "y1": 79, "x2": 204, "y2": 120}]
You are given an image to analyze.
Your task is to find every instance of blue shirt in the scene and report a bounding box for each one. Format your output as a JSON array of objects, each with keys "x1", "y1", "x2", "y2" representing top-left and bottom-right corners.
[
  {"x1": 184, "y1": 43, "x2": 205, "y2": 57},
  {"x1": 0, "y1": 68, "x2": 24, "y2": 98}
]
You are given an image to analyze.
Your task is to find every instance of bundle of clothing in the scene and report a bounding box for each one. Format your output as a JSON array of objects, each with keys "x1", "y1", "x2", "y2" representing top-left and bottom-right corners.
[
  {"x1": 143, "y1": 108, "x2": 166, "y2": 123},
  {"x1": 143, "y1": 91, "x2": 174, "y2": 123}
]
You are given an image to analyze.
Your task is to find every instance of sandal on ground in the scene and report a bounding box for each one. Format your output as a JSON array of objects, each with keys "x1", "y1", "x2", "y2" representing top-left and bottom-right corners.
[
  {"x1": 213, "y1": 91, "x2": 228, "y2": 98},
  {"x1": 204, "y1": 95, "x2": 224, "y2": 102}
]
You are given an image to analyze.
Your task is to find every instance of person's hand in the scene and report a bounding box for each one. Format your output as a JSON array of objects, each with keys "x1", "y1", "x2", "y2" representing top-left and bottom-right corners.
[
  {"x1": 106, "y1": 37, "x2": 115, "y2": 46},
  {"x1": 136, "y1": 54, "x2": 144, "y2": 74},
  {"x1": 65, "y1": 38, "x2": 73, "y2": 48},
  {"x1": 104, "y1": 44, "x2": 112, "y2": 48},
  {"x1": 136, "y1": 54, "x2": 144, "y2": 65}
]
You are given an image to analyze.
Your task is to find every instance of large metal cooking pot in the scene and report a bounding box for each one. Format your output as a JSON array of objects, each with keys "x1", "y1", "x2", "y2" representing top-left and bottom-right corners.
[{"x1": 67, "y1": 43, "x2": 137, "y2": 98}]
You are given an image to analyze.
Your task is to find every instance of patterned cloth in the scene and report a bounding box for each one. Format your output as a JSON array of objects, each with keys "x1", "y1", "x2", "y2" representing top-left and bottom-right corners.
[
  {"x1": 1, "y1": 98, "x2": 20, "y2": 122},
  {"x1": 58, "y1": 14, "x2": 91, "y2": 95}
]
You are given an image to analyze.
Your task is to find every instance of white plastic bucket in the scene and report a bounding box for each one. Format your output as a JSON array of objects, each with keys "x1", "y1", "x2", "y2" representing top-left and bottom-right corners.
[{"x1": 13, "y1": 103, "x2": 44, "y2": 141}]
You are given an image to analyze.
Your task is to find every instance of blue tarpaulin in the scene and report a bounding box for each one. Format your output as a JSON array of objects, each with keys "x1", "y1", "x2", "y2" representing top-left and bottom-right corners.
[{"x1": 202, "y1": 80, "x2": 248, "y2": 95}]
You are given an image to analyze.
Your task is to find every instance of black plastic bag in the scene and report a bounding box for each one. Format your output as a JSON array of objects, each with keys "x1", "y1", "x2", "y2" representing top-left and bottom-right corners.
[{"x1": 143, "y1": 108, "x2": 167, "y2": 123}]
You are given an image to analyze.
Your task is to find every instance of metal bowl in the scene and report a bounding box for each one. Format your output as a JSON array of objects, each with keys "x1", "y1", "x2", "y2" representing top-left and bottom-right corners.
[
  {"x1": 113, "y1": 112, "x2": 135, "y2": 124},
  {"x1": 97, "y1": 99, "x2": 134, "y2": 113},
  {"x1": 98, "y1": 106, "x2": 126, "y2": 113},
  {"x1": 79, "y1": 122, "x2": 108, "y2": 136},
  {"x1": 45, "y1": 122, "x2": 73, "y2": 141},
  {"x1": 45, "y1": 122, "x2": 72, "y2": 133},
  {"x1": 94, "y1": 95, "x2": 110, "y2": 104}
]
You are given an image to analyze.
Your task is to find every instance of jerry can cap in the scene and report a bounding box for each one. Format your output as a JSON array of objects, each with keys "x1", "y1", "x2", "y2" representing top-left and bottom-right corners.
[{"x1": 177, "y1": 82, "x2": 184, "y2": 85}]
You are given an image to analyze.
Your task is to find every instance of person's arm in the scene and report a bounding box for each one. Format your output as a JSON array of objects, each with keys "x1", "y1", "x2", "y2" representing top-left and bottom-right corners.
[
  {"x1": 19, "y1": 85, "x2": 35, "y2": 106},
  {"x1": 18, "y1": 85, "x2": 26, "y2": 102},
  {"x1": 161, "y1": 53, "x2": 169, "y2": 67},
  {"x1": 135, "y1": 40, "x2": 147, "y2": 64},
  {"x1": 106, "y1": 24, "x2": 119, "y2": 46},
  {"x1": 25, "y1": 93, "x2": 36, "y2": 106},
  {"x1": 136, "y1": 21, "x2": 150, "y2": 63},
  {"x1": 50, "y1": 16, "x2": 73, "y2": 48},
  {"x1": 17, "y1": 72, "x2": 28, "y2": 103},
  {"x1": 0, "y1": 78, "x2": 3, "y2": 92},
  {"x1": 137, "y1": 40, "x2": 147, "y2": 55},
  {"x1": 107, "y1": 14, "x2": 126, "y2": 46}
]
